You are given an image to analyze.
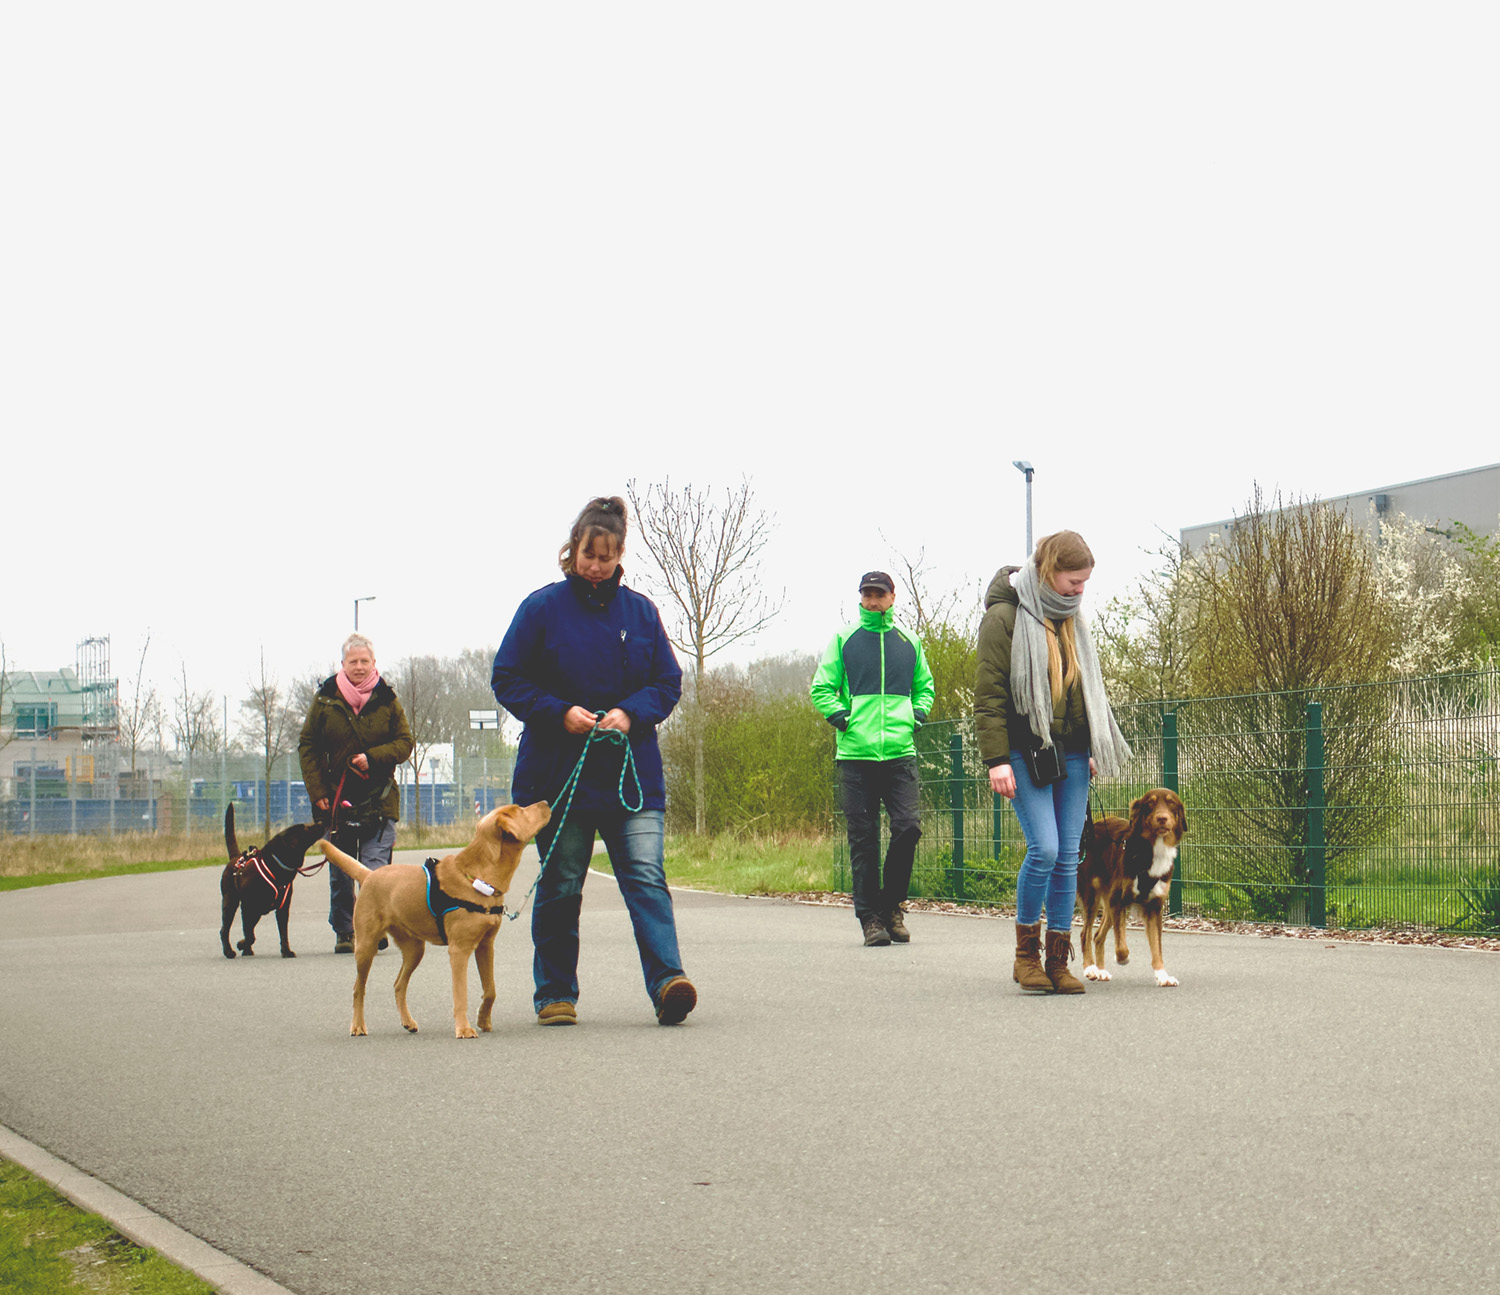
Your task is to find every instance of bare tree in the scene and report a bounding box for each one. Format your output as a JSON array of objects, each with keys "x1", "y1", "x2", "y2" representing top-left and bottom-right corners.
[
  {"x1": 626, "y1": 477, "x2": 783, "y2": 833},
  {"x1": 393, "y1": 654, "x2": 464, "y2": 840},
  {"x1": 889, "y1": 545, "x2": 979, "y2": 723},
  {"x1": 117, "y1": 633, "x2": 165, "y2": 790},
  {"x1": 169, "y1": 661, "x2": 219, "y2": 758},
  {"x1": 240, "y1": 649, "x2": 301, "y2": 840}
]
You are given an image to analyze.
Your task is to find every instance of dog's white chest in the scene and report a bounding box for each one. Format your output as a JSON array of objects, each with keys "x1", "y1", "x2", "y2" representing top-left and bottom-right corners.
[{"x1": 1149, "y1": 840, "x2": 1177, "y2": 879}]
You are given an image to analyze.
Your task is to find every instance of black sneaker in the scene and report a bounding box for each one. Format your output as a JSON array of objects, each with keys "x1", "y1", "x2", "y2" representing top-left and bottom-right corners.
[
  {"x1": 887, "y1": 908, "x2": 911, "y2": 943},
  {"x1": 862, "y1": 917, "x2": 892, "y2": 947}
]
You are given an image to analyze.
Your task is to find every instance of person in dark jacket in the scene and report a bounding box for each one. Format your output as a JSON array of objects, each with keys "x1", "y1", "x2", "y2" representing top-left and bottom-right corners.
[
  {"x1": 298, "y1": 634, "x2": 415, "y2": 953},
  {"x1": 491, "y1": 495, "x2": 696, "y2": 1027},
  {"x1": 974, "y1": 531, "x2": 1132, "y2": 993}
]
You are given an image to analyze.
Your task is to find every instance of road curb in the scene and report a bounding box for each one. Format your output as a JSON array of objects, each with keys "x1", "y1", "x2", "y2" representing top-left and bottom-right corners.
[{"x1": 0, "y1": 1122, "x2": 298, "y2": 1295}]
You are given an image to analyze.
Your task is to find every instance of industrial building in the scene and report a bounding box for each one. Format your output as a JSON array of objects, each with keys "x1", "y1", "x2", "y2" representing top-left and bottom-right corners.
[{"x1": 1181, "y1": 462, "x2": 1500, "y2": 552}]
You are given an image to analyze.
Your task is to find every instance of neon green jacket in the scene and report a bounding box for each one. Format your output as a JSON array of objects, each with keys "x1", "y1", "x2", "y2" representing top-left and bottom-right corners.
[{"x1": 810, "y1": 606, "x2": 935, "y2": 761}]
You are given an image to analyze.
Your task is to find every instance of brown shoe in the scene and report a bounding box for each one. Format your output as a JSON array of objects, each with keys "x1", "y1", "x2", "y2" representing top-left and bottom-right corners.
[
  {"x1": 1013, "y1": 921, "x2": 1049, "y2": 992},
  {"x1": 537, "y1": 1001, "x2": 577, "y2": 1026},
  {"x1": 862, "y1": 917, "x2": 892, "y2": 947},
  {"x1": 1044, "y1": 929, "x2": 1086, "y2": 994},
  {"x1": 655, "y1": 977, "x2": 697, "y2": 1025},
  {"x1": 886, "y1": 907, "x2": 911, "y2": 943}
]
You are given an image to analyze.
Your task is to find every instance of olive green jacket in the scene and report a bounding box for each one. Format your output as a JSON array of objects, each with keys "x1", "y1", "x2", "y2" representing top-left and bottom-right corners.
[
  {"x1": 298, "y1": 676, "x2": 414, "y2": 821},
  {"x1": 973, "y1": 566, "x2": 1090, "y2": 767}
]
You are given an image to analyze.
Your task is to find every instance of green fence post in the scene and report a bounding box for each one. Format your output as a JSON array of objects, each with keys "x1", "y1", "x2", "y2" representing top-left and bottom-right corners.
[
  {"x1": 1306, "y1": 700, "x2": 1326, "y2": 928},
  {"x1": 949, "y1": 732, "x2": 965, "y2": 899},
  {"x1": 1163, "y1": 710, "x2": 1182, "y2": 916}
]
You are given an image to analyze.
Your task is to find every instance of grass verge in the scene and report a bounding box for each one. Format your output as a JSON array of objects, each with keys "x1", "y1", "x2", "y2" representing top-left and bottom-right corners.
[
  {"x1": 0, "y1": 822, "x2": 466, "y2": 891},
  {"x1": 589, "y1": 831, "x2": 835, "y2": 894},
  {"x1": 0, "y1": 1157, "x2": 214, "y2": 1295}
]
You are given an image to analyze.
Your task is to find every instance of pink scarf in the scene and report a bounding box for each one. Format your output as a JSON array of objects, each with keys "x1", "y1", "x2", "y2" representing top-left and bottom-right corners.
[{"x1": 336, "y1": 669, "x2": 380, "y2": 715}]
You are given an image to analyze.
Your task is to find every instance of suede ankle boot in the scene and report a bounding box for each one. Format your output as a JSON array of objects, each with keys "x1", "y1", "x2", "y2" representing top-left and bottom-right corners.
[
  {"x1": 1044, "y1": 929, "x2": 1086, "y2": 994},
  {"x1": 1013, "y1": 922, "x2": 1050, "y2": 992}
]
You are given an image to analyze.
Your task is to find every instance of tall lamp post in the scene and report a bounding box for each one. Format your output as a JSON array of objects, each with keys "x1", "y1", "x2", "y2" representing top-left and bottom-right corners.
[
  {"x1": 1012, "y1": 460, "x2": 1035, "y2": 554},
  {"x1": 354, "y1": 595, "x2": 376, "y2": 630}
]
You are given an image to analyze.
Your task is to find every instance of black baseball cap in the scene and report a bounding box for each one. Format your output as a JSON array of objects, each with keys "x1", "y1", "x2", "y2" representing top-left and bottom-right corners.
[{"x1": 858, "y1": 571, "x2": 894, "y2": 594}]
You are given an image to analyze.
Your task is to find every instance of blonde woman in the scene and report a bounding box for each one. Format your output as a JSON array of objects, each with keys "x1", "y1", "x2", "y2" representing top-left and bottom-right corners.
[{"x1": 974, "y1": 531, "x2": 1131, "y2": 993}]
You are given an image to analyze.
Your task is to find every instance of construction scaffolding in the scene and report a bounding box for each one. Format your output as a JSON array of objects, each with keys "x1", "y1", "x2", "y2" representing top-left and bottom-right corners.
[{"x1": 76, "y1": 635, "x2": 118, "y2": 746}]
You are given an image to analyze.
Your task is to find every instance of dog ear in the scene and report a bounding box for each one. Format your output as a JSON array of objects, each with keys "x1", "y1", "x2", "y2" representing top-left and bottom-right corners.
[
  {"x1": 1176, "y1": 797, "x2": 1189, "y2": 835},
  {"x1": 494, "y1": 801, "x2": 551, "y2": 844},
  {"x1": 1128, "y1": 796, "x2": 1149, "y2": 832}
]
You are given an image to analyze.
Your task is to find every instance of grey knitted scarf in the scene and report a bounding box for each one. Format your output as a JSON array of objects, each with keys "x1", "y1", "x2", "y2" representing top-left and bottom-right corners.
[{"x1": 1010, "y1": 558, "x2": 1132, "y2": 778}]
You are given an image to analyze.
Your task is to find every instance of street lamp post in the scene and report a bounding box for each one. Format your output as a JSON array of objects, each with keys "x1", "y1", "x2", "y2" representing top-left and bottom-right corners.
[
  {"x1": 354, "y1": 596, "x2": 376, "y2": 630},
  {"x1": 1012, "y1": 461, "x2": 1035, "y2": 554}
]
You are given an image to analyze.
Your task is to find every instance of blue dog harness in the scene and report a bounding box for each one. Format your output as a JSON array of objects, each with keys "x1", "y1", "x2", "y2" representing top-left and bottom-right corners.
[{"x1": 422, "y1": 859, "x2": 505, "y2": 945}]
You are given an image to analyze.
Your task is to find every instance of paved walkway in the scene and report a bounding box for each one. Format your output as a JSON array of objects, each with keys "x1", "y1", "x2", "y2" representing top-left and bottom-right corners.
[{"x1": 3, "y1": 851, "x2": 1498, "y2": 1294}]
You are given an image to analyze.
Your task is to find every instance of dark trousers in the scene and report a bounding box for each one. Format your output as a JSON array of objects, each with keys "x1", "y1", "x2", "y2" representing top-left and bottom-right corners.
[
  {"x1": 327, "y1": 818, "x2": 395, "y2": 936},
  {"x1": 840, "y1": 757, "x2": 922, "y2": 926}
]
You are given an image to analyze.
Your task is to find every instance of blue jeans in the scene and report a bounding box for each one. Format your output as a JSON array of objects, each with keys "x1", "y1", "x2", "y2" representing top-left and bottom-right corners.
[
  {"x1": 531, "y1": 807, "x2": 684, "y2": 1011},
  {"x1": 328, "y1": 817, "x2": 396, "y2": 936},
  {"x1": 1009, "y1": 750, "x2": 1091, "y2": 931}
]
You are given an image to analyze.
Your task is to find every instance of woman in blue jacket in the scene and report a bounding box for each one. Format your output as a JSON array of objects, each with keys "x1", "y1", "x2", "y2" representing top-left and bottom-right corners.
[{"x1": 491, "y1": 495, "x2": 696, "y2": 1026}]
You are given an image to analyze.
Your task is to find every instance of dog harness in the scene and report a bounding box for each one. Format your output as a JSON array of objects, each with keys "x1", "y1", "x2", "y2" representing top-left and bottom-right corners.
[
  {"x1": 423, "y1": 859, "x2": 505, "y2": 945},
  {"x1": 232, "y1": 850, "x2": 298, "y2": 910}
]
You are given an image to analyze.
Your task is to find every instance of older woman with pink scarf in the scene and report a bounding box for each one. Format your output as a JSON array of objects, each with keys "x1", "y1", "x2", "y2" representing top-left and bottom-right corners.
[{"x1": 298, "y1": 633, "x2": 414, "y2": 953}]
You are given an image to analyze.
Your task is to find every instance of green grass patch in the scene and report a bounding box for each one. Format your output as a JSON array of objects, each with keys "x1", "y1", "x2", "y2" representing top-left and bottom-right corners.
[
  {"x1": 0, "y1": 858, "x2": 222, "y2": 893},
  {"x1": 590, "y1": 832, "x2": 835, "y2": 895},
  {"x1": 0, "y1": 1157, "x2": 214, "y2": 1294},
  {"x1": 0, "y1": 821, "x2": 468, "y2": 891}
]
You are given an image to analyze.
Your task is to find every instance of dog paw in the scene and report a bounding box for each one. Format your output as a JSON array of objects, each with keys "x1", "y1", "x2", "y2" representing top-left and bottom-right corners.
[
  {"x1": 222, "y1": 947, "x2": 236, "y2": 959},
  {"x1": 404, "y1": 1023, "x2": 418, "y2": 1034},
  {"x1": 1084, "y1": 964, "x2": 1111, "y2": 981},
  {"x1": 1114, "y1": 951, "x2": 1130, "y2": 965},
  {"x1": 1155, "y1": 969, "x2": 1179, "y2": 987},
  {"x1": 351, "y1": 1026, "x2": 368, "y2": 1037},
  {"x1": 456, "y1": 1025, "x2": 478, "y2": 1040},
  {"x1": 281, "y1": 949, "x2": 296, "y2": 958}
]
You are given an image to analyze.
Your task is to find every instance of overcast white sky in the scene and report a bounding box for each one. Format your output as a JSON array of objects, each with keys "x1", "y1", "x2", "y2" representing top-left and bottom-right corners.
[{"x1": 3, "y1": 4, "x2": 1497, "y2": 729}]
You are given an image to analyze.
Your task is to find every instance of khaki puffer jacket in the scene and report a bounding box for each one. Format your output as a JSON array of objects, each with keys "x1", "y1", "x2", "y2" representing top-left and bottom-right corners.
[
  {"x1": 298, "y1": 676, "x2": 414, "y2": 821},
  {"x1": 973, "y1": 566, "x2": 1089, "y2": 766}
]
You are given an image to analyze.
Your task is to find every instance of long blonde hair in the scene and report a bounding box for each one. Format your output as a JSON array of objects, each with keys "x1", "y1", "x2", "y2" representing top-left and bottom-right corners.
[{"x1": 1033, "y1": 530, "x2": 1094, "y2": 703}]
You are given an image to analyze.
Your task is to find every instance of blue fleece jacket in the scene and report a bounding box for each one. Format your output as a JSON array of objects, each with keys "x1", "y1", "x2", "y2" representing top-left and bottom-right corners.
[{"x1": 491, "y1": 570, "x2": 682, "y2": 813}]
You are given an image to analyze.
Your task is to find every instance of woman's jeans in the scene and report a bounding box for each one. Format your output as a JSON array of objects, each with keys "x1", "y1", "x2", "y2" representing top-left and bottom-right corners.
[
  {"x1": 531, "y1": 807, "x2": 684, "y2": 1011},
  {"x1": 328, "y1": 817, "x2": 396, "y2": 936},
  {"x1": 1009, "y1": 751, "x2": 1091, "y2": 931}
]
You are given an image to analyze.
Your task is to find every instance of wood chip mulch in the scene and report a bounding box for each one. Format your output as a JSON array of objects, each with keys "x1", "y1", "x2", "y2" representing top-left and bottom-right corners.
[{"x1": 753, "y1": 891, "x2": 1500, "y2": 952}]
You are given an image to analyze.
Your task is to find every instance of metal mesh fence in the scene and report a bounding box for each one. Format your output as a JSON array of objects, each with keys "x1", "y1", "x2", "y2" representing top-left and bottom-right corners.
[
  {"x1": 834, "y1": 668, "x2": 1500, "y2": 932},
  {"x1": 1, "y1": 750, "x2": 513, "y2": 840}
]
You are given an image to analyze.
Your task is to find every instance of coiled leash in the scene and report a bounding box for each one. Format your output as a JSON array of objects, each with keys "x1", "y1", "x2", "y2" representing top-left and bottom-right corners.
[{"x1": 506, "y1": 712, "x2": 644, "y2": 923}]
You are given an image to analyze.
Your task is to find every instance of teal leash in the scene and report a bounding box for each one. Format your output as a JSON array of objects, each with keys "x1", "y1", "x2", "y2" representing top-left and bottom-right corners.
[{"x1": 506, "y1": 712, "x2": 644, "y2": 922}]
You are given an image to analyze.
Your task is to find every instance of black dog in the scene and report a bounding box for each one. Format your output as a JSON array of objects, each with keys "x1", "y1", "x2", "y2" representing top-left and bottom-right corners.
[{"x1": 220, "y1": 804, "x2": 325, "y2": 959}]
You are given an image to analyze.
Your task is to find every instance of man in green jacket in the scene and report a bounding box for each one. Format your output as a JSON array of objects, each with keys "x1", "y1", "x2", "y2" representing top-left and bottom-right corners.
[{"x1": 810, "y1": 571, "x2": 936, "y2": 946}]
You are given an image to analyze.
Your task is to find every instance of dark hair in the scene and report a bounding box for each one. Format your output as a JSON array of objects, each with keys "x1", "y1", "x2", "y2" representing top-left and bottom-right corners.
[{"x1": 559, "y1": 496, "x2": 628, "y2": 574}]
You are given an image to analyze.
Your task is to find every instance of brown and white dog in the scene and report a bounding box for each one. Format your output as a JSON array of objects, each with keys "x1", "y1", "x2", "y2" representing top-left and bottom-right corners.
[
  {"x1": 318, "y1": 800, "x2": 551, "y2": 1038},
  {"x1": 1077, "y1": 788, "x2": 1187, "y2": 987}
]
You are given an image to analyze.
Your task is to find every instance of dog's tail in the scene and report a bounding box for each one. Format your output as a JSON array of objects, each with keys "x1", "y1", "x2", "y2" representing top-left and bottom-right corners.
[
  {"x1": 225, "y1": 803, "x2": 239, "y2": 860},
  {"x1": 319, "y1": 837, "x2": 371, "y2": 884}
]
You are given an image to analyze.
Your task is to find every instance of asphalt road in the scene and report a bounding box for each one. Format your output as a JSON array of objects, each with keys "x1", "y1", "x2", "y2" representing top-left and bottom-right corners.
[{"x1": 2, "y1": 850, "x2": 1498, "y2": 1295}]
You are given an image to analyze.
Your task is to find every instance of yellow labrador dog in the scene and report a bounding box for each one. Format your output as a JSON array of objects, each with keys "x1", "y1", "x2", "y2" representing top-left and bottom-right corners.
[{"x1": 319, "y1": 801, "x2": 550, "y2": 1038}]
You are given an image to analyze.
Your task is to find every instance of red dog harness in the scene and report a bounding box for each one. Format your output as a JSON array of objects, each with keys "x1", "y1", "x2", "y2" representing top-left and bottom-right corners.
[{"x1": 232, "y1": 848, "x2": 325, "y2": 910}]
